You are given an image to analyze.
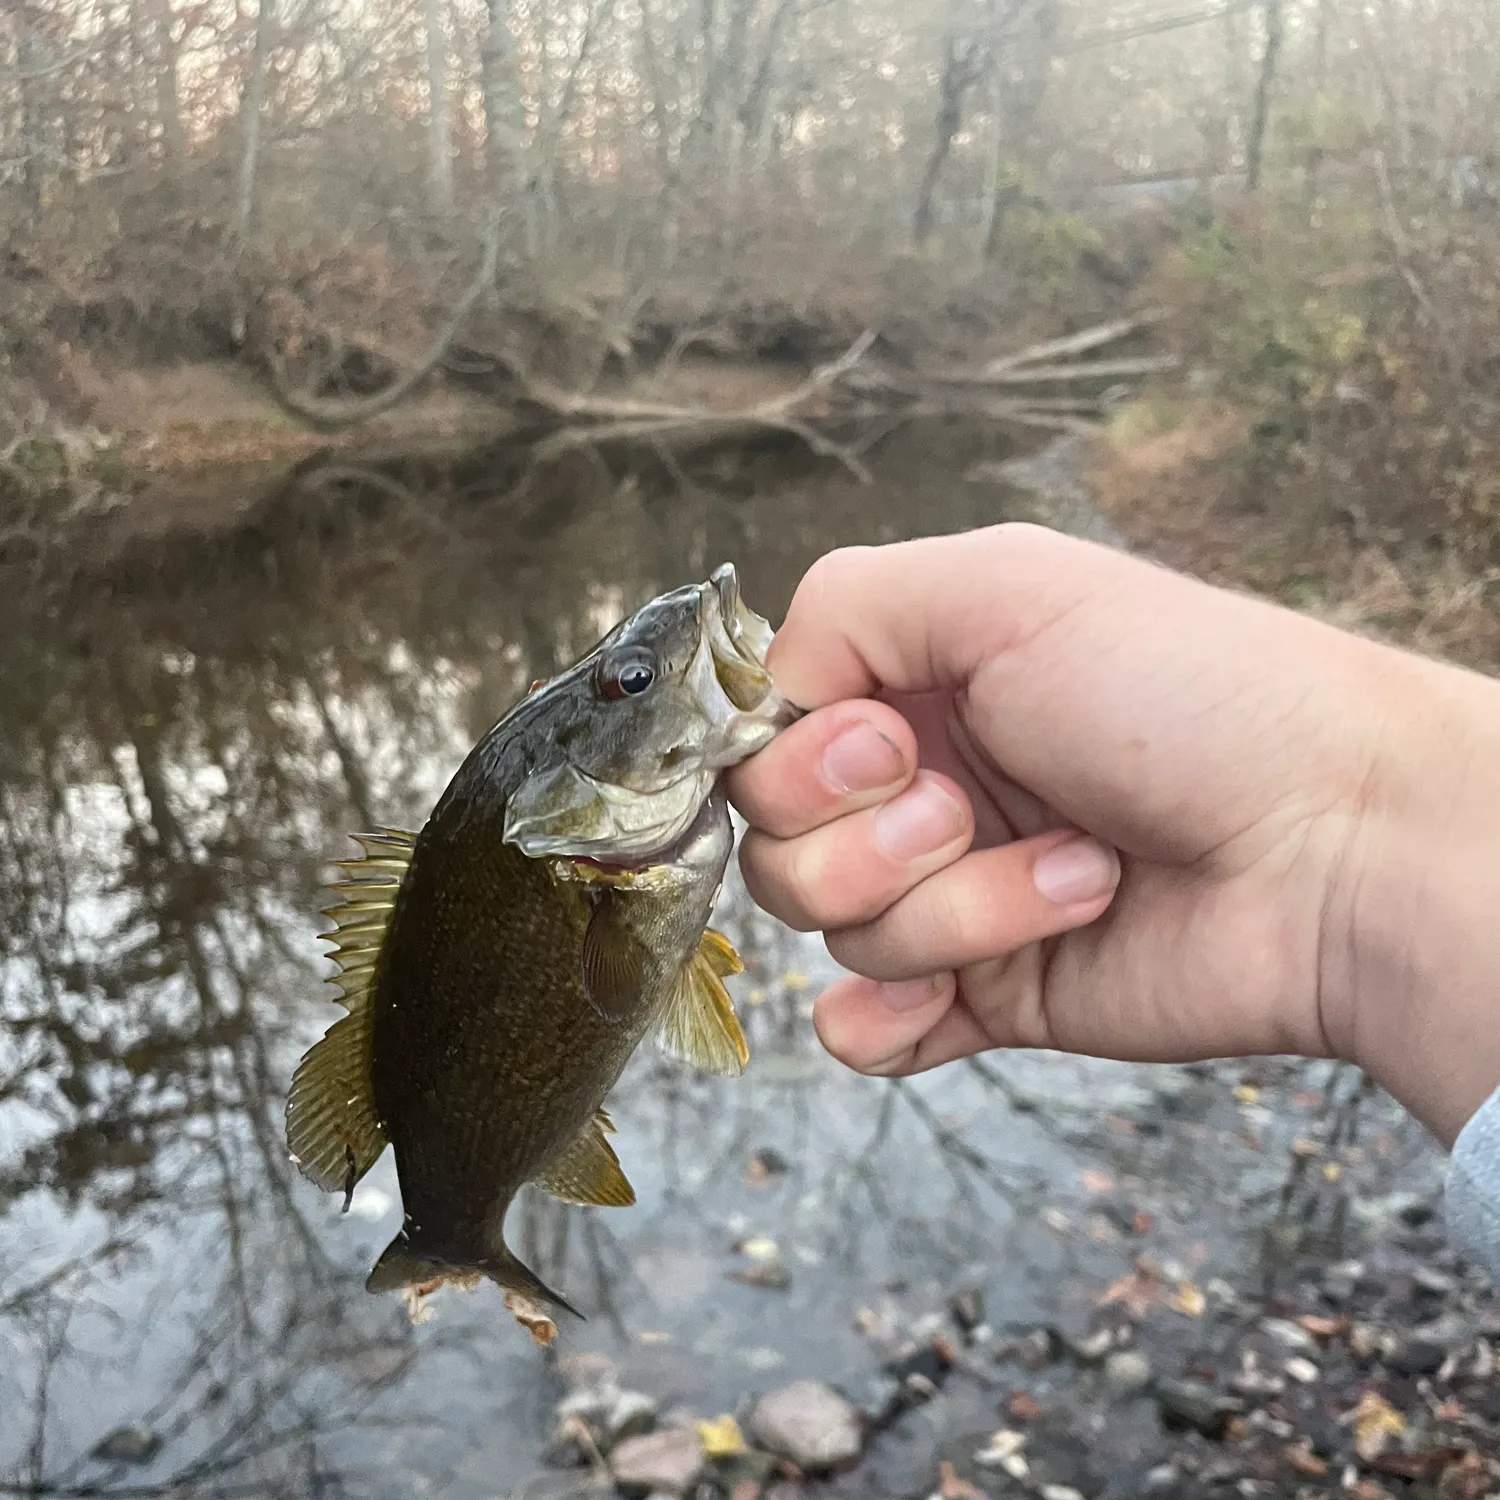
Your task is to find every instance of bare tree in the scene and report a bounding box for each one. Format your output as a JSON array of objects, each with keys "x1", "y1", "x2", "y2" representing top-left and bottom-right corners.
[
  {"x1": 423, "y1": 0, "x2": 454, "y2": 217},
  {"x1": 233, "y1": 0, "x2": 276, "y2": 242},
  {"x1": 1245, "y1": 0, "x2": 1283, "y2": 190},
  {"x1": 913, "y1": 11, "x2": 990, "y2": 247}
]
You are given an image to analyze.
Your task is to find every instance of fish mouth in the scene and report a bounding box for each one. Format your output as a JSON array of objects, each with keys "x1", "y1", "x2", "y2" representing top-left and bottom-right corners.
[{"x1": 701, "y1": 563, "x2": 796, "y2": 728}]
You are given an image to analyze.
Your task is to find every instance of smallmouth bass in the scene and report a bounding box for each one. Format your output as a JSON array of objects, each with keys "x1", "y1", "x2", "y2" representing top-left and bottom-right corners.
[{"x1": 285, "y1": 565, "x2": 794, "y2": 1342}]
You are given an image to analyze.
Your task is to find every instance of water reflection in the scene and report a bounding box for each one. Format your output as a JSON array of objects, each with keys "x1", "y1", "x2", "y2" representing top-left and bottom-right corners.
[{"x1": 0, "y1": 431, "x2": 1436, "y2": 1498}]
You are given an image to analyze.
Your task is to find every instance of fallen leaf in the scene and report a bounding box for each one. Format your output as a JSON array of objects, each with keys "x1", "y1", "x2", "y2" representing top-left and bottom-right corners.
[
  {"x1": 780, "y1": 972, "x2": 812, "y2": 991},
  {"x1": 1006, "y1": 1391, "x2": 1042, "y2": 1422},
  {"x1": 1282, "y1": 1442, "x2": 1329, "y2": 1476},
  {"x1": 1234, "y1": 1083, "x2": 1261, "y2": 1105},
  {"x1": 1291, "y1": 1136, "x2": 1323, "y2": 1157},
  {"x1": 937, "y1": 1458, "x2": 987, "y2": 1500},
  {"x1": 932, "y1": 1335, "x2": 959, "y2": 1367},
  {"x1": 740, "y1": 1235, "x2": 778, "y2": 1261},
  {"x1": 1081, "y1": 1170, "x2": 1114, "y2": 1194},
  {"x1": 1345, "y1": 1391, "x2": 1406, "y2": 1462},
  {"x1": 696, "y1": 1414, "x2": 746, "y2": 1458},
  {"x1": 1322, "y1": 1161, "x2": 1343, "y2": 1182},
  {"x1": 1100, "y1": 1264, "x2": 1159, "y2": 1319},
  {"x1": 503, "y1": 1291, "x2": 558, "y2": 1347},
  {"x1": 1169, "y1": 1282, "x2": 1206, "y2": 1318},
  {"x1": 1433, "y1": 1398, "x2": 1464, "y2": 1422},
  {"x1": 1132, "y1": 1210, "x2": 1154, "y2": 1236},
  {"x1": 638, "y1": 1330, "x2": 670, "y2": 1344}
]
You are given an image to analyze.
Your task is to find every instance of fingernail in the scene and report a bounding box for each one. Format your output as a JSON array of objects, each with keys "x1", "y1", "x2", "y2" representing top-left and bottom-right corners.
[
  {"x1": 876, "y1": 975, "x2": 947, "y2": 1012},
  {"x1": 821, "y1": 723, "x2": 906, "y2": 795},
  {"x1": 1033, "y1": 836, "x2": 1119, "y2": 905},
  {"x1": 874, "y1": 779, "x2": 966, "y2": 861}
]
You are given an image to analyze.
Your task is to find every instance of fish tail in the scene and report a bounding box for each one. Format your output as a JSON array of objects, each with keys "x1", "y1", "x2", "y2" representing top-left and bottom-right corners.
[
  {"x1": 365, "y1": 1228, "x2": 459, "y2": 1294},
  {"x1": 481, "y1": 1241, "x2": 585, "y2": 1322}
]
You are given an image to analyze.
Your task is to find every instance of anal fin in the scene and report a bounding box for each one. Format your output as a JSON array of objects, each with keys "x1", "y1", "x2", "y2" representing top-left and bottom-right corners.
[
  {"x1": 657, "y1": 927, "x2": 750, "y2": 1077},
  {"x1": 533, "y1": 1113, "x2": 636, "y2": 1207}
]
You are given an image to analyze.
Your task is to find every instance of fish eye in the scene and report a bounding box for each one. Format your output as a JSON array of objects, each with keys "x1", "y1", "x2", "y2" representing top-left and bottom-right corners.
[{"x1": 599, "y1": 651, "x2": 657, "y2": 700}]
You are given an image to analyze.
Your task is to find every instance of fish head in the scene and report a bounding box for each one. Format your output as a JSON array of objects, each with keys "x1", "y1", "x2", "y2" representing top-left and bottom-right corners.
[{"x1": 503, "y1": 563, "x2": 798, "y2": 863}]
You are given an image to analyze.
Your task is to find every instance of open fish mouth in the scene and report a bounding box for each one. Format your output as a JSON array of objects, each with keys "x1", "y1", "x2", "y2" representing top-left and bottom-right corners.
[{"x1": 703, "y1": 562, "x2": 778, "y2": 713}]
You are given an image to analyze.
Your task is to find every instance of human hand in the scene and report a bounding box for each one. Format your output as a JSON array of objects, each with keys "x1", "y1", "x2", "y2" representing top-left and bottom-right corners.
[{"x1": 726, "y1": 524, "x2": 1500, "y2": 1145}]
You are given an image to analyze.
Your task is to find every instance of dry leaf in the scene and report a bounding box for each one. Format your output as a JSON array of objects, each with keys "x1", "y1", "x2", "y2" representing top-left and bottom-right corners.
[
  {"x1": 1322, "y1": 1161, "x2": 1343, "y2": 1182},
  {"x1": 1169, "y1": 1282, "x2": 1206, "y2": 1318},
  {"x1": 1081, "y1": 1169, "x2": 1115, "y2": 1194},
  {"x1": 1100, "y1": 1264, "x2": 1159, "y2": 1319},
  {"x1": 1346, "y1": 1391, "x2": 1406, "y2": 1461},
  {"x1": 937, "y1": 1458, "x2": 987, "y2": 1500},
  {"x1": 1006, "y1": 1390, "x2": 1043, "y2": 1422},
  {"x1": 504, "y1": 1291, "x2": 559, "y2": 1347},
  {"x1": 1234, "y1": 1083, "x2": 1261, "y2": 1104},
  {"x1": 780, "y1": 971, "x2": 812, "y2": 991},
  {"x1": 1283, "y1": 1442, "x2": 1329, "y2": 1476},
  {"x1": 697, "y1": 1414, "x2": 746, "y2": 1458}
]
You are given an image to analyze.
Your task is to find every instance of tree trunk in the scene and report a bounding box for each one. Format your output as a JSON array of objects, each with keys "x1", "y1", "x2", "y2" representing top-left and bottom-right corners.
[
  {"x1": 1245, "y1": 0, "x2": 1283, "y2": 190},
  {"x1": 422, "y1": 0, "x2": 454, "y2": 217},
  {"x1": 233, "y1": 0, "x2": 275, "y2": 242},
  {"x1": 146, "y1": 0, "x2": 184, "y2": 165},
  {"x1": 482, "y1": 0, "x2": 522, "y2": 198},
  {"x1": 913, "y1": 35, "x2": 984, "y2": 248}
]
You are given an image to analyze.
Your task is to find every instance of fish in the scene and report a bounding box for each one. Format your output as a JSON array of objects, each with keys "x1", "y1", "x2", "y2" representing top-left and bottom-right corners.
[{"x1": 285, "y1": 563, "x2": 794, "y2": 1342}]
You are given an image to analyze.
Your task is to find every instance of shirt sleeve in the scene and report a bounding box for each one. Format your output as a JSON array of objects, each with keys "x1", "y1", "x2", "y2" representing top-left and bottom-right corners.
[{"x1": 1446, "y1": 1081, "x2": 1500, "y2": 1284}]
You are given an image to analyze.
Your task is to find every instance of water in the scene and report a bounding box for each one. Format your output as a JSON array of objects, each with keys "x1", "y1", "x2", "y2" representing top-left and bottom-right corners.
[{"x1": 0, "y1": 427, "x2": 1439, "y2": 1497}]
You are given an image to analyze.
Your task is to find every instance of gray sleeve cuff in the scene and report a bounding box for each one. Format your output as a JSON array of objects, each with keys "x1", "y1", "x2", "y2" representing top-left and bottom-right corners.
[{"x1": 1446, "y1": 1081, "x2": 1500, "y2": 1284}]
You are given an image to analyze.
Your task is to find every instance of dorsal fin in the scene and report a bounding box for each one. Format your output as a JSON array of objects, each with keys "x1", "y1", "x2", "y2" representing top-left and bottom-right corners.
[{"x1": 285, "y1": 827, "x2": 417, "y2": 1195}]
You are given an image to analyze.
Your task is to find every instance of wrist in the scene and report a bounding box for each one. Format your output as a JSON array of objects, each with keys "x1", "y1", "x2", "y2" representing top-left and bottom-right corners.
[{"x1": 1323, "y1": 650, "x2": 1500, "y2": 1146}]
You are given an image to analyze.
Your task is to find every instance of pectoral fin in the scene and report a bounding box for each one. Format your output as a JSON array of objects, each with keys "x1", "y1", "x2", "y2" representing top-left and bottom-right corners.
[
  {"x1": 581, "y1": 892, "x2": 648, "y2": 1023},
  {"x1": 657, "y1": 928, "x2": 750, "y2": 1076},
  {"x1": 533, "y1": 1112, "x2": 636, "y2": 1207}
]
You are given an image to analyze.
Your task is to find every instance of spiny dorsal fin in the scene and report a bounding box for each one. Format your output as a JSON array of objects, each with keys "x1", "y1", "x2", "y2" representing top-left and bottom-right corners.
[
  {"x1": 285, "y1": 827, "x2": 417, "y2": 1194},
  {"x1": 657, "y1": 928, "x2": 750, "y2": 1077},
  {"x1": 532, "y1": 1113, "x2": 636, "y2": 1208}
]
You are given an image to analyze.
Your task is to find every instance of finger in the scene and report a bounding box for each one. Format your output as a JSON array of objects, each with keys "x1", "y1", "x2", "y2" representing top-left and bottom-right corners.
[
  {"x1": 725, "y1": 699, "x2": 917, "y2": 839},
  {"x1": 767, "y1": 524, "x2": 1101, "y2": 707},
  {"x1": 738, "y1": 771, "x2": 973, "y2": 931},
  {"x1": 813, "y1": 971, "x2": 998, "y2": 1077},
  {"x1": 825, "y1": 831, "x2": 1120, "y2": 981}
]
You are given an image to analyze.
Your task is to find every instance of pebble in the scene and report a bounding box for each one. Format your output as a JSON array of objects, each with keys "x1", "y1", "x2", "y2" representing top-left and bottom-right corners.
[
  {"x1": 1102, "y1": 1350, "x2": 1153, "y2": 1397},
  {"x1": 1154, "y1": 1379, "x2": 1244, "y2": 1439},
  {"x1": 748, "y1": 1380, "x2": 862, "y2": 1471},
  {"x1": 949, "y1": 1287, "x2": 985, "y2": 1332},
  {"x1": 609, "y1": 1429, "x2": 705, "y2": 1495},
  {"x1": 89, "y1": 1426, "x2": 162, "y2": 1466},
  {"x1": 1412, "y1": 1265, "x2": 1457, "y2": 1297},
  {"x1": 1283, "y1": 1357, "x2": 1320, "y2": 1384},
  {"x1": 1040, "y1": 1487, "x2": 1085, "y2": 1500},
  {"x1": 1259, "y1": 1317, "x2": 1316, "y2": 1352},
  {"x1": 1389, "y1": 1312, "x2": 1475, "y2": 1375}
]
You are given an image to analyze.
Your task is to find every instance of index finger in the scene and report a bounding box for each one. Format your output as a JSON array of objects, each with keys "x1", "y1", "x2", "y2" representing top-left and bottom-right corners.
[{"x1": 766, "y1": 524, "x2": 1103, "y2": 709}]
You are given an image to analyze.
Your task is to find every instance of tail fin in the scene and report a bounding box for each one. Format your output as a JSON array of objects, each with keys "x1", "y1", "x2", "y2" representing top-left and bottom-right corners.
[
  {"x1": 365, "y1": 1227, "x2": 583, "y2": 1321},
  {"x1": 482, "y1": 1242, "x2": 585, "y2": 1322}
]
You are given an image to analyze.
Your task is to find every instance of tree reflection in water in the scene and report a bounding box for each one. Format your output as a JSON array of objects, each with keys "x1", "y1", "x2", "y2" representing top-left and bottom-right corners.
[{"x1": 0, "y1": 440, "x2": 1437, "y2": 1499}]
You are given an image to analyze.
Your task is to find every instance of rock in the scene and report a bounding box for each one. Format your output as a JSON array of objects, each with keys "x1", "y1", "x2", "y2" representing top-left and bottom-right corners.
[
  {"x1": 856, "y1": 1374, "x2": 904, "y2": 1427},
  {"x1": 1389, "y1": 1313, "x2": 1475, "y2": 1375},
  {"x1": 949, "y1": 1287, "x2": 985, "y2": 1332},
  {"x1": 726, "y1": 1262, "x2": 792, "y2": 1290},
  {"x1": 551, "y1": 1382, "x2": 658, "y2": 1458},
  {"x1": 1057, "y1": 1326, "x2": 1116, "y2": 1363},
  {"x1": 1141, "y1": 1462, "x2": 1180, "y2": 1494},
  {"x1": 1102, "y1": 1350, "x2": 1153, "y2": 1397},
  {"x1": 1259, "y1": 1317, "x2": 1316, "y2": 1352},
  {"x1": 609, "y1": 1429, "x2": 705, "y2": 1495},
  {"x1": 90, "y1": 1426, "x2": 162, "y2": 1466},
  {"x1": 1154, "y1": 1379, "x2": 1244, "y2": 1439},
  {"x1": 1282, "y1": 1357, "x2": 1320, "y2": 1384},
  {"x1": 748, "y1": 1380, "x2": 862, "y2": 1472},
  {"x1": 1412, "y1": 1266, "x2": 1457, "y2": 1298},
  {"x1": 607, "y1": 1391, "x2": 660, "y2": 1446},
  {"x1": 1228, "y1": 1366, "x2": 1285, "y2": 1399},
  {"x1": 1040, "y1": 1488, "x2": 1085, "y2": 1500}
]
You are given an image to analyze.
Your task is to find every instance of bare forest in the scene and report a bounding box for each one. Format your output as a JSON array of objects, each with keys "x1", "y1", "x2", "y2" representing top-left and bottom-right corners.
[{"x1": 4, "y1": 4, "x2": 1500, "y2": 1499}]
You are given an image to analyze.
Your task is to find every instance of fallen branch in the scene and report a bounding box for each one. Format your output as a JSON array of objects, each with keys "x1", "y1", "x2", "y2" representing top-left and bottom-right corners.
[
  {"x1": 263, "y1": 206, "x2": 506, "y2": 432},
  {"x1": 976, "y1": 310, "x2": 1168, "y2": 376}
]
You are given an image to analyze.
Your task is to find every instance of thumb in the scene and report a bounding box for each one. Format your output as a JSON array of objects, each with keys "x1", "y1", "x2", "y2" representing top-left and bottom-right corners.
[{"x1": 766, "y1": 524, "x2": 1112, "y2": 709}]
